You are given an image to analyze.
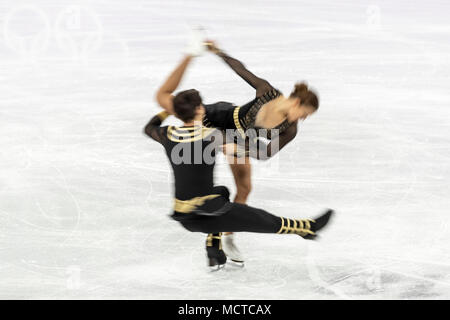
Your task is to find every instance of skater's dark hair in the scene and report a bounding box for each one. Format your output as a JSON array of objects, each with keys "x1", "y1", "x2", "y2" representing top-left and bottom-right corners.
[
  {"x1": 173, "y1": 89, "x2": 203, "y2": 122},
  {"x1": 290, "y1": 82, "x2": 319, "y2": 110}
]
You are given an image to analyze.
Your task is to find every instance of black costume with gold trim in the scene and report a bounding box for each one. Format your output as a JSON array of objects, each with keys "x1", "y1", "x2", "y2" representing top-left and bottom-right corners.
[
  {"x1": 200, "y1": 49, "x2": 299, "y2": 152},
  {"x1": 203, "y1": 89, "x2": 290, "y2": 140},
  {"x1": 160, "y1": 124, "x2": 230, "y2": 215},
  {"x1": 238, "y1": 88, "x2": 292, "y2": 137}
]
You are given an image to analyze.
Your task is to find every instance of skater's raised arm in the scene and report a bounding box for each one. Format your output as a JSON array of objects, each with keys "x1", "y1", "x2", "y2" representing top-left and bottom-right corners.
[
  {"x1": 144, "y1": 111, "x2": 169, "y2": 144},
  {"x1": 155, "y1": 55, "x2": 193, "y2": 114},
  {"x1": 207, "y1": 42, "x2": 273, "y2": 97}
]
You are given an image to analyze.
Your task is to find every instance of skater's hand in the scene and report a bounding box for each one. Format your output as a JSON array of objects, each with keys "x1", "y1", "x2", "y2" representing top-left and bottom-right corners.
[
  {"x1": 184, "y1": 27, "x2": 207, "y2": 57},
  {"x1": 205, "y1": 40, "x2": 221, "y2": 54}
]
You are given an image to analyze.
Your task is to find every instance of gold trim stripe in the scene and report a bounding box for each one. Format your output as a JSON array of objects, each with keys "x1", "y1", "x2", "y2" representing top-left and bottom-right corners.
[
  {"x1": 176, "y1": 126, "x2": 201, "y2": 131},
  {"x1": 171, "y1": 129, "x2": 203, "y2": 137},
  {"x1": 207, "y1": 233, "x2": 213, "y2": 247},
  {"x1": 167, "y1": 126, "x2": 216, "y2": 143},
  {"x1": 174, "y1": 194, "x2": 220, "y2": 213},
  {"x1": 277, "y1": 217, "x2": 284, "y2": 234},
  {"x1": 206, "y1": 233, "x2": 223, "y2": 248},
  {"x1": 207, "y1": 233, "x2": 213, "y2": 246},
  {"x1": 233, "y1": 106, "x2": 246, "y2": 138},
  {"x1": 157, "y1": 111, "x2": 169, "y2": 121}
]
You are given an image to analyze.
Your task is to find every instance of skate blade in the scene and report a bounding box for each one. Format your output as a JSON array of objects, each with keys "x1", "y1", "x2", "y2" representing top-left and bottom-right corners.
[
  {"x1": 228, "y1": 260, "x2": 245, "y2": 268},
  {"x1": 208, "y1": 257, "x2": 226, "y2": 272},
  {"x1": 208, "y1": 264, "x2": 226, "y2": 272}
]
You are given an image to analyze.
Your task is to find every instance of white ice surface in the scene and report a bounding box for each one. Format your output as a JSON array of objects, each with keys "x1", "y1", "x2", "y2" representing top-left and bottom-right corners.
[{"x1": 0, "y1": 0, "x2": 449, "y2": 299}]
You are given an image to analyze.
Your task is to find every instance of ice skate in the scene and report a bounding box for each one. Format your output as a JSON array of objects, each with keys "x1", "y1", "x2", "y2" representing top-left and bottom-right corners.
[
  {"x1": 222, "y1": 233, "x2": 245, "y2": 267},
  {"x1": 206, "y1": 233, "x2": 227, "y2": 271},
  {"x1": 305, "y1": 209, "x2": 334, "y2": 239}
]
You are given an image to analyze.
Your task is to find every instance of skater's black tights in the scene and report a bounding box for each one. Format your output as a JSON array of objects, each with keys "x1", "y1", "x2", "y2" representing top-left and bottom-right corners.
[{"x1": 179, "y1": 203, "x2": 282, "y2": 234}]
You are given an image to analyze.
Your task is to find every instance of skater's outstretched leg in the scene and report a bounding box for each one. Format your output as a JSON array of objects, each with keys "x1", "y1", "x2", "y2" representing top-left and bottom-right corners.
[{"x1": 180, "y1": 203, "x2": 334, "y2": 239}]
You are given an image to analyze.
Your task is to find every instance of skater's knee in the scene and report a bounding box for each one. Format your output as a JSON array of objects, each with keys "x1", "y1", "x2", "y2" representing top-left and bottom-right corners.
[
  {"x1": 230, "y1": 162, "x2": 252, "y2": 203},
  {"x1": 237, "y1": 182, "x2": 251, "y2": 197}
]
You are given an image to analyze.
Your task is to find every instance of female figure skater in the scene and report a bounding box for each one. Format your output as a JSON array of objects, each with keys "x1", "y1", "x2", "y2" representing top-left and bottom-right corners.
[
  {"x1": 201, "y1": 41, "x2": 321, "y2": 262},
  {"x1": 144, "y1": 89, "x2": 333, "y2": 269},
  {"x1": 203, "y1": 41, "x2": 319, "y2": 157}
]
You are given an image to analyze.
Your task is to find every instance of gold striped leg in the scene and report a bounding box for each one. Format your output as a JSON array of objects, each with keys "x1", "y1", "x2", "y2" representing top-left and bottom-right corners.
[{"x1": 233, "y1": 106, "x2": 246, "y2": 139}]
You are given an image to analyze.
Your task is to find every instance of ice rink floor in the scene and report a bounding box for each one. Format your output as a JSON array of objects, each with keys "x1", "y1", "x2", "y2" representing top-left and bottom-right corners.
[{"x1": 0, "y1": 0, "x2": 449, "y2": 299}]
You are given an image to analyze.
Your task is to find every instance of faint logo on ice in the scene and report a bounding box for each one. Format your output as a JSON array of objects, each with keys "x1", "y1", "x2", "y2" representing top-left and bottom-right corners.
[
  {"x1": 366, "y1": 5, "x2": 381, "y2": 31},
  {"x1": 3, "y1": 5, "x2": 51, "y2": 62},
  {"x1": 3, "y1": 5, "x2": 129, "y2": 67},
  {"x1": 304, "y1": 243, "x2": 351, "y2": 299},
  {"x1": 54, "y1": 5, "x2": 129, "y2": 66},
  {"x1": 305, "y1": 246, "x2": 384, "y2": 297},
  {"x1": 66, "y1": 265, "x2": 82, "y2": 290},
  {"x1": 54, "y1": 6, "x2": 103, "y2": 62}
]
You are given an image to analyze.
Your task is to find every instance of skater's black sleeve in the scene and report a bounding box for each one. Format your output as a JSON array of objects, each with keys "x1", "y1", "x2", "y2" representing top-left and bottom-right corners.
[
  {"x1": 248, "y1": 122, "x2": 298, "y2": 160},
  {"x1": 144, "y1": 111, "x2": 169, "y2": 144},
  {"x1": 219, "y1": 122, "x2": 298, "y2": 160},
  {"x1": 216, "y1": 50, "x2": 274, "y2": 97}
]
